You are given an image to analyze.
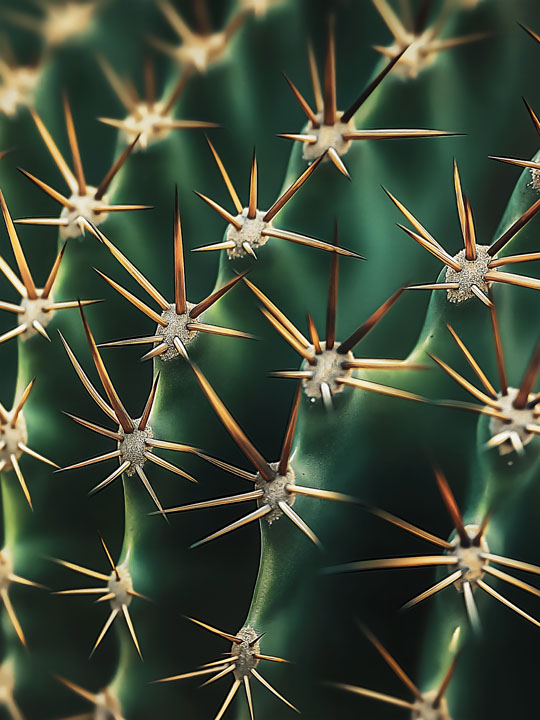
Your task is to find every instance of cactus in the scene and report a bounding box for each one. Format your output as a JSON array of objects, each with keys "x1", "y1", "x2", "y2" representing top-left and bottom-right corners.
[{"x1": 2, "y1": 0, "x2": 540, "y2": 718}]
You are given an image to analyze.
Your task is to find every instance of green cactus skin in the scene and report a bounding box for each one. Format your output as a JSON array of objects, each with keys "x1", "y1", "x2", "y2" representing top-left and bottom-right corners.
[{"x1": 2, "y1": 1, "x2": 540, "y2": 719}]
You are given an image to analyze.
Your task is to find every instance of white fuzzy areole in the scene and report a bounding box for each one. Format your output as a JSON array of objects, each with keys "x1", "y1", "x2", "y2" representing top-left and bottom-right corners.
[
  {"x1": 155, "y1": 301, "x2": 200, "y2": 361},
  {"x1": 232, "y1": 625, "x2": 261, "y2": 681},
  {"x1": 43, "y1": 2, "x2": 96, "y2": 46},
  {"x1": 303, "y1": 342, "x2": 353, "y2": 400},
  {"x1": 0, "y1": 409, "x2": 27, "y2": 471},
  {"x1": 175, "y1": 32, "x2": 228, "y2": 72},
  {"x1": 107, "y1": 560, "x2": 134, "y2": 611},
  {"x1": 93, "y1": 688, "x2": 124, "y2": 720},
  {"x1": 529, "y1": 167, "x2": 540, "y2": 191},
  {"x1": 120, "y1": 101, "x2": 171, "y2": 149},
  {"x1": 240, "y1": 0, "x2": 283, "y2": 14},
  {"x1": 60, "y1": 186, "x2": 109, "y2": 239},
  {"x1": 303, "y1": 111, "x2": 355, "y2": 161},
  {"x1": 412, "y1": 690, "x2": 452, "y2": 720},
  {"x1": 19, "y1": 290, "x2": 54, "y2": 341},
  {"x1": 0, "y1": 661, "x2": 16, "y2": 704},
  {"x1": 445, "y1": 245, "x2": 492, "y2": 303},
  {"x1": 489, "y1": 387, "x2": 539, "y2": 455},
  {"x1": 450, "y1": 524, "x2": 489, "y2": 592},
  {"x1": 380, "y1": 35, "x2": 438, "y2": 80},
  {"x1": 255, "y1": 461, "x2": 295, "y2": 524},
  {"x1": 225, "y1": 208, "x2": 271, "y2": 258},
  {"x1": 118, "y1": 419, "x2": 153, "y2": 476},
  {"x1": 0, "y1": 549, "x2": 14, "y2": 593},
  {"x1": 0, "y1": 67, "x2": 39, "y2": 117}
]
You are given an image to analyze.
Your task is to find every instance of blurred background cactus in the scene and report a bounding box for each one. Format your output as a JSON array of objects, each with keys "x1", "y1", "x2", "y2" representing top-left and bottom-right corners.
[{"x1": 1, "y1": 0, "x2": 540, "y2": 718}]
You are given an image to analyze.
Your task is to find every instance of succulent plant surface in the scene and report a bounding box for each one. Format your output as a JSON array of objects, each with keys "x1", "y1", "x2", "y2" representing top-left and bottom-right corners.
[{"x1": 2, "y1": 1, "x2": 540, "y2": 719}]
